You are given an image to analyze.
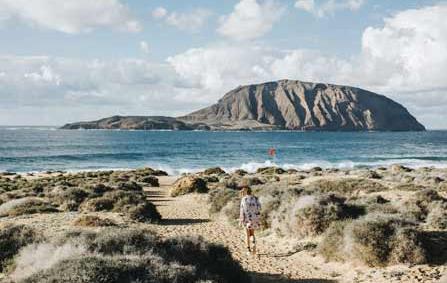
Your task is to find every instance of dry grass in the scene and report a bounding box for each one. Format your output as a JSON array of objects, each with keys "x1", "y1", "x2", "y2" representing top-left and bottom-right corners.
[
  {"x1": 72, "y1": 215, "x2": 117, "y2": 227},
  {"x1": 9, "y1": 227, "x2": 248, "y2": 283},
  {"x1": 0, "y1": 198, "x2": 58, "y2": 217},
  {"x1": 0, "y1": 224, "x2": 41, "y2": 272},
  {"x1": 306, "y1": 178, "x2": 388, "y2": 196}
]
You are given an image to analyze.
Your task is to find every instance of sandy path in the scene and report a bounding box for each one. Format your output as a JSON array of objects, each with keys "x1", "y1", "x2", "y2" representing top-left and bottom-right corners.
[{"x1": 147, "y1": 177, "x2": 337, "y2": 283}]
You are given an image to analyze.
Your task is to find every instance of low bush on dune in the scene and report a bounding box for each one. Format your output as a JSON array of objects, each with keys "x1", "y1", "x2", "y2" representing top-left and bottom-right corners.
[
  {"x1": 8, "y1": 227, "x2": 248, "y2": 283},
  {"x1": 319, "y1": 214, "x2": 427, "y2": 267},
  {"x1": 400, "y1": 189, "x2": 447, "y2": 222},
  {"x1": 0, "y1": 224, "x2": 41, "y2": 272},
  {"x1": 256, "y1": 167, "x2": 286, "y2": 175},
  {"x1": 170, "y1": 175, "x2": 208, "y2": 197},
  {"x1": 50, "y1": 187, "x2": 91, "y2": 211},
  {"x1": 136, "y1": 175, "x2": 159, "y2": 187},
  {"x1": 201, "y1": 167, "x2": 226, "y2": 176},
  {"x1": 271, "y1": 194, "x2": 364, "y2": 237},
  {"x1": 126, "y1": 202, "x2": 161, "y2": 223},
  {"x1": 208, "y1": 188, "x2": 239, "y2": 214},
  {"x1": 425, "y1": 201, "x2": 447, "y2": 230},
  {"x1": 0, "y1": 197, "x2": 58, "y2": 217},
  {"x1": 80, "y1": 191, "x2": 161, "y2": 223},
  {"x1": 306, "y1": 178, "x2": 388, "y2": 196},
  {"x1": 72, "y1": 215, "x2": 116, "y2": 227}
]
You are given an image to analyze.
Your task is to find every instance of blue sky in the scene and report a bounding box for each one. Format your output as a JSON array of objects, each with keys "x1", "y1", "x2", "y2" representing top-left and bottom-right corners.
[{"x1": 0, "y1": 0, "x2": 446, "y2": 128}]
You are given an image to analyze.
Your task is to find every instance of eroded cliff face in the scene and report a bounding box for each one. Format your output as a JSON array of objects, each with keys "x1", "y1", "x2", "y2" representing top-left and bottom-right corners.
[{"x1": 180, "y1": 80, "x2": 425, "y2": 131}]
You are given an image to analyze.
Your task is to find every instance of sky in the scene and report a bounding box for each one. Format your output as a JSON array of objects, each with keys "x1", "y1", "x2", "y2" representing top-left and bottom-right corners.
[{"x1": 0, "y1": 0, "x2": 446, "y2": 129}]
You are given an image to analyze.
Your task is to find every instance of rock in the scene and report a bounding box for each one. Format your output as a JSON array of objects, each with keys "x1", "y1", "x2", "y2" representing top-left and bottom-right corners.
[
  {"x1": 179, "y1": 80, "x2": 425, "y2": 131},
  {"x1": 170, "y1": 175, "x2": 208, "y2": 197},
  {"x1": 310, "y1": 167, "x2": 323, "y2": 172},
  {"x1": 202, "y1": 167, "x2": 226, "y2": 175},
  {"x1": 390, "y1": 164, "x2": 413, "y2": 174},
  {"x1": 61, "y1": 116, "x2": 196, "y2": 130}
]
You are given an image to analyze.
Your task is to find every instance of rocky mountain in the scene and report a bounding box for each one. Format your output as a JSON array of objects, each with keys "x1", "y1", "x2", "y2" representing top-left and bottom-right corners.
[
  {"x1": 179, "y1": 80, "x2": 425, "y2": 131},
  {"x1": 61, "y1": 80, "x2": 425, "y2": 131}
]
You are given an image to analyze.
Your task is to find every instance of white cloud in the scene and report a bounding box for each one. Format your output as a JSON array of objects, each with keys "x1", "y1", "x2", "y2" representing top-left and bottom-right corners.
[
  {"x1": 140, "y1": 41, "x2": 150, "y2": 54},
  {"x1": 152, "y1": 7, "x2": 168, "y2": 19},
  {"x1": 152, "y1": 7, "x2": 212, "y2": 32},
  {"x1": 217, "y1": 0, "x2": 285, "y2": 41},
  {"x1": 295, "y1": 0, "x2": 365, "y2": 17},
  {"x1": 295, "y1": 0, "x2": 315, "y2": 12},
  {"x1": 359, "y1": 4, "x2": 447, "y2": 92},
  {"x1": 0, "y1": 0, "x2": 141, "y2": 33},
  {"x1": 24, "y1": 65, "x2": 61, "y2": 85}
]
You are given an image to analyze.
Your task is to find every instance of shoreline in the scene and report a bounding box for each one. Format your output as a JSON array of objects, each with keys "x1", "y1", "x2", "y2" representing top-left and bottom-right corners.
[{"x1": 2, "y1": 161, "x2": 447, "y2": 178}]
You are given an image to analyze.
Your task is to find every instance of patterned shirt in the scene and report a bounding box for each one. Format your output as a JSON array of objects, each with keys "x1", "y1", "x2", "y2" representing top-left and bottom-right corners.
[{"x1": 240, "y1": 195, "x2": 261, "y2": 229}]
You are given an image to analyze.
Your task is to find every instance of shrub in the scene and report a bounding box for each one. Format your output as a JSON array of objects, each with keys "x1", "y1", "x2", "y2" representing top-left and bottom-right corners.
[
  {"x1": 306, "y1": 178, "x2": 388, "y2": 196},
  {"x1": 256, "y1": 167, "x2": 286, "y2": 175},
  {"x1": 126, "y1": 203, "x2": 161, "y2": 223},
  {"x1": 170, "y1": 176, "x2": 208, "y2": 197},
  {"x1": 158, "y1": 235, "x2": 248, "y2": 283},
  {"x1": 0, "y1": 198, "x2": 58, "y2": 217},
  {"x1": 13, "y1": 228, "x2": 248, "y2": 283},
  {"x1": 80, "y1": 191, "x2": 161, "y2": 223},
  {"x1": 51, "y1": 187, "x2": 90, "y2": 211},
  {"x1": 425, "y1": 201, "x2": 447, "y2": 230},
  {"x1": 202, "y1": 167, "x2": 226, "y2": 176},
  {"x1": 20, "y1": 255, "x2": 196, "y2": 283},
  {"x1": 72, "y1": 215, "x2": 117, "y2": 227},
  {"x1": 0, "y1": 224, "x2": 40, "y2": 272},
  {"x1": 240, "y1": 176, "x2": 264, "y2": 186},
  {"x1": 84, "y1": 228, "x2": 159, "y2": 255},
  {"x1": 116, "y1": 181, "x2": 142, "y2": 192},
  {"x1": 137, "y1": 176, "x2": 159, "y2": 187},
  {"x1": 134, "y1": 167, "x2": 168, "y2": 177},
  {"x1": 345, "y1": 215, "x2": 403, "y2": 266},
  {"x1": 388, "y1": 227, "x2": 426, "y2": 265},
  {"x1": 221, "y1": 198, "x2": 241, "y2": 223},
  {"x1": 320, "y1": 214, "x2": 426, "y2": 267},
  {"x1": 319, "y1": 220, "x2": 350, "y2": 262},
  {"x1": 401, "y1": 189, "x2": 446, "y2": 221},
  {"x1": 271, "y1": 194, "x2": 363, "y2": 237},
  {"x1": 208, "y1": 188, "x2": 238, "y2": 214},
  {"x1": 80, "y1": 197, "x2": 114, "y2": 212}
]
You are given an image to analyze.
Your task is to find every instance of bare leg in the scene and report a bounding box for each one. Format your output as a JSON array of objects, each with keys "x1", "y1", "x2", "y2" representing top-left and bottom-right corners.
[
  {"x1": 249, "y1": 229, "x2": 256, "y2": 255},
  {"x1": 245, "y1": 228, "x2": 251, "y2": 253}
]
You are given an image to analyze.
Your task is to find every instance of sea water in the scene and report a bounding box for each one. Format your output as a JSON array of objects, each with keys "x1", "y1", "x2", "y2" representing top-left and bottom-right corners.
[{"x1": 1, "y1": 127, "x2": 446, "y2": 174}]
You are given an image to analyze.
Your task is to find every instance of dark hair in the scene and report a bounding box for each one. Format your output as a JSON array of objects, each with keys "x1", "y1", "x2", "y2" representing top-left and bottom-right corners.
[{"x1": 240, "y1": 186, "x2": 252, "y2": 196}]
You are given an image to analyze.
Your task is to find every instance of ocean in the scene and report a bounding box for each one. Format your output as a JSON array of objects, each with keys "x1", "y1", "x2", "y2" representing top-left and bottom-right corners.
[{"x1": 1, "y1": 127, "x2": 447, "y2": 174}]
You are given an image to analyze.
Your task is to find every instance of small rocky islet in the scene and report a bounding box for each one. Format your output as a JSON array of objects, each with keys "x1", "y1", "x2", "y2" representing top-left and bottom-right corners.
[{"x1": 1, "y1": 165, "x2": 447, "y2": 282}]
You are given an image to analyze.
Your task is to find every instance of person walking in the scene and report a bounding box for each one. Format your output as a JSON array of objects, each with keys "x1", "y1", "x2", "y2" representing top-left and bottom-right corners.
[{"x1": 239, "y1": 186, "x2": 261, "y2": 256}]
